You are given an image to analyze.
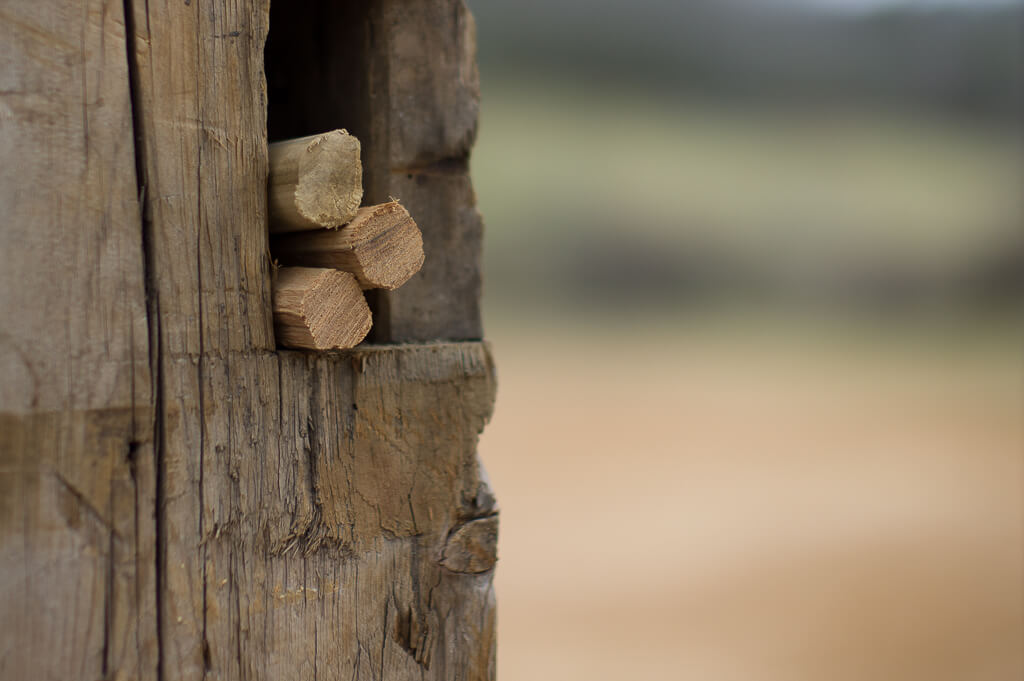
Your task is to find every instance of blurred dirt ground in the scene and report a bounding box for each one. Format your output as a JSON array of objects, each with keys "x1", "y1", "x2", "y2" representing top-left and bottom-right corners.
[{"x1": 480, "y1": 319, "x2": 1023, "y2": 681}]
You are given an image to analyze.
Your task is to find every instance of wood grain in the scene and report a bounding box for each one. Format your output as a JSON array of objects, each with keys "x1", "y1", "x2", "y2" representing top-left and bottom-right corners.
[
  {"x1": 0, "y1": 1, "x2": 156, "y2": 679},
  {"x1": 367, "y1": 0, "x2": 484, "y2": 342},
  {"x1": 2, "y1": 1, "x2": 496, "y2": 679},
  {"x1": 265, "y1": 0, "x2": 485, "y2": 342},
  {"x1": 126, "y1": 4, "x2": 276, "y2": 675},
  {"x1": 127, "y1": 1, "x2": 498, "y2": 679},
  {"x1": 272, "y1": 267, "x2": 372, "y2": 349},
  {"x1": 271, "y1": 201, "x2": 425, "y2": 290},
  {"x1": 268, "y1": 130, "x2": 363, "y2": 233}
]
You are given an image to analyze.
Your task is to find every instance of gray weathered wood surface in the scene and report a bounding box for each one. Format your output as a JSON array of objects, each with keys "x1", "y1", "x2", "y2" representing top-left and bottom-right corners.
[
  {"x1": 0, "y1": 1, "x2": 156, "y2": 679},
  {"x1": 0, "y1": 1, "x2": 496, "y2": 679}
]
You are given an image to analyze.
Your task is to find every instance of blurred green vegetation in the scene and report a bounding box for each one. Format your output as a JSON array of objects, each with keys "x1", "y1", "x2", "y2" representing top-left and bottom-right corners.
[
  {"x1": 468, "y1": 2, "x2": 1024, "y2": 327},
  {"x1": 469, "y1": 1, "x2": 1024, "y2": 121}
]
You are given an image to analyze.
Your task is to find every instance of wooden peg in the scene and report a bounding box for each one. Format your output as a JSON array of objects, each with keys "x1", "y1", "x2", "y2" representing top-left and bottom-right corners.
[
  {"x1": 268, "y1": 130, "x2": 363, "y2": 233},
  {"x1": 272, "y1": 267, "x2": 372, "y2": 350},
  {"x1": 271, "y1": 201, "x2": 425, "y2": 290}
]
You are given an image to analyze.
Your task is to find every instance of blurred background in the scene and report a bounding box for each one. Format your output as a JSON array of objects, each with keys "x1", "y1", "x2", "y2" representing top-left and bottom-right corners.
[{"x1": 467, "y1": 0, "x2": 1023, "y2": 679}]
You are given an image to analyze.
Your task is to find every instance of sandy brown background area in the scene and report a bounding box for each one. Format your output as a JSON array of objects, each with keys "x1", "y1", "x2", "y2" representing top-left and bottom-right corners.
[{"x1": 481, "y1": 323, "x2": 1022, "y2": 680}]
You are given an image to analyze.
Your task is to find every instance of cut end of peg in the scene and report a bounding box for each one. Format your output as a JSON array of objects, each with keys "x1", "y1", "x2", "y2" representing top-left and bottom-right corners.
[
  {"x1": 272, "y1": 267, "x2": 372, "y2": 350},
  {"x1": 268, "y1": 130, "x2": 364, "y2": 233},
  {"x1": 347, "y1": 202, "x2": 425, "y2": 290},
  {"x1": 271, "y1": 201, "x2": 425, "y2": 290}
]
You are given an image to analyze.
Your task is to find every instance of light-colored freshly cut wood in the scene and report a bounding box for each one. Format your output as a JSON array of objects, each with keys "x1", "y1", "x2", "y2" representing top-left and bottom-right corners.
[
  {"x1": 272, "y1": 267, "x2": 372, "y2": 349},
  {"x1": 268, "y1": 130, "x2": 363, "y2": 233},
  {"x1": 271, "y1": 201, "x2": 425, "y2": 290}
]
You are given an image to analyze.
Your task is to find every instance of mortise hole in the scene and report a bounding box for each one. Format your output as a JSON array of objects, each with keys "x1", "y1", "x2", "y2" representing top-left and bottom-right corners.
[
  {"x1": 265, "y1": 2, "x2": 373, "y2": 144},
  {"x1": 265, "y1": 2, "x2": 391, "y2": 347}
]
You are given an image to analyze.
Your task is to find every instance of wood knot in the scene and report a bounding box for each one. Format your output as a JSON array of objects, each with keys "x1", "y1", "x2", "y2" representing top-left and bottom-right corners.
[{"x1": 439, "y1": 516, "x2": 498, "y2": 574}]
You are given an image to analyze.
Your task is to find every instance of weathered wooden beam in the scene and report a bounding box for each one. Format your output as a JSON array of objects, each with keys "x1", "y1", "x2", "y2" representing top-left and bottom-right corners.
[
  {"x1": 271, "y1": 201, "x2": 424, "y2": 290},
  {"x1": 272, "y1": 267, "x2": 372, "y2": 349},
  {"x1": 4, "y1": 0, "x2": 500, "y2": 679},
  {"x1": 366, "y1": 1, "x2": 483, "y2": 342},
  {"x1": 1, "y1": 2, "x2": 156, "y2": 679},
  {"x1": 268, "y1": 130, "x2": 363, "y2": 233},
  {"x1": 124, "y1": 2, "x2": 498, "y2": 679}
]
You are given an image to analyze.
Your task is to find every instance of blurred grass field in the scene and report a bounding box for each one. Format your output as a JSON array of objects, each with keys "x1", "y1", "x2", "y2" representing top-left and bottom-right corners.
[{"x1": 475, "y1": 77, "x2": 1023, "y2": 316}]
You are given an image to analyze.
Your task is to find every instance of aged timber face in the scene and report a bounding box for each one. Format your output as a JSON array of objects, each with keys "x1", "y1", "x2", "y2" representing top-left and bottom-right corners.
[{"x1": 0, "y1": 1, "x2": 497, "y2": 680}]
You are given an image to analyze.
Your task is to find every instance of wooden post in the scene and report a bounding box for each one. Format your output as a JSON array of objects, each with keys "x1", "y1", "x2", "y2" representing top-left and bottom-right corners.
[
  {"x1": 1, "y1": 1, "x2": 497, "y2": 680},
  {"x1": 0, "y1": 2, "x2": 156, "y2": 679}
]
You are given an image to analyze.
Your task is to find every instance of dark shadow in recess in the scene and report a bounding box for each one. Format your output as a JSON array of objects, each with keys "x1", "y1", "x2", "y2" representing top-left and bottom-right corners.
[
  {"x1": 265, "y1": 1, "x2": 394, "y2": 342},
  {"x1": 265, "y1": 1, "x2": 373, "y2": 144}
]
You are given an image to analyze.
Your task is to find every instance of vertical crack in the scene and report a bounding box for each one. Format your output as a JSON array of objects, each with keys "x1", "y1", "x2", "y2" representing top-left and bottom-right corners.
[
  {"x1": 102, "y1": 491, "x2": 113, "y2": 678},
  {"x1": 194, "y1": 16, "x2": 209, "y2": 676},
  {"x1": 121, "y1": 1, "x2": 164, "y2": 680}
]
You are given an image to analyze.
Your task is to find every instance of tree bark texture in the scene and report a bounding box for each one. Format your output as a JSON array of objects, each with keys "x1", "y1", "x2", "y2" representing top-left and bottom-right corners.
[{"x1": 0, "y1": 1, "x2": 497, "y2": 680}]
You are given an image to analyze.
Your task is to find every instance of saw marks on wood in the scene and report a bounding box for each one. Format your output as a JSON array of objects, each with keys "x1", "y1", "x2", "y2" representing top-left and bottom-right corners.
[
  {"x1": 268, "y1": 130, "x2": 364, "y2": 233},
  {"x1": 272, "y1": 267, "x2": 372, "y2": 350},
  {"x1": 271, "y1": 201, "x2": 425, "y2": 290}
]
